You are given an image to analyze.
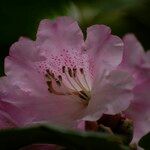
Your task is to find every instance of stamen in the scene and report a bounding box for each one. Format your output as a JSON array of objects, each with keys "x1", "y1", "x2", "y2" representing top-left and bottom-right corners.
[
  {"x1": 74, "y1": 68, "x2": 90, "y2": 92},
  {"x1": 74, "y1": 74, "x2": 88, "y2": 93},
  {"x1": 46, "y1": 72, "x2": 78, "y2": 97},
  {"x1": 46, "y1": 69, "x2": 50, "y2": 74},
  {"x1": 48, "y1": 88, "x2": 53, "y2": 93},
  {"x1": 68, "y1": 67, "x2": 73, "y2": 77},
  {"x1": 47, "y1": 80, "x2": 65, "y2": 95},
  {"x1": 47, "y1": 80, "x2": 86, "y2": 103},
  {"x1": 46, "y1": 69, "x2": 55, "y2": 79},
  {"x1": 62, "y1": 66, "x2": 65, "y2": 73},
  {"x1": 46, "y1": 66, "x2": 91, "y2": 104},
  {"x1": 56, "y1": 80, "x2": 61, "y2": 86},
  {"x1": 58, "y1": 75, "x2": 62, "y2": 81},
  {"x1": 78, "y1": 91, "x2": 89, "y2": 100},
  {"x1": 46, "y1": 81, "x2": 51, "y2": 87},
  {"x1": 63, "y1": 68, "x2": 89, "y2": 101},
  {"x1": 80, "y1": 68, "x2": 84, "y2": 74},
  {"x1": 63, "y1": 68, "x2": 81, "y2": 92},
  {"x1": 81, "y1": 69, "x2": 90, "y2": 91},
  {"x1": 45, "y1": 74, "x2": 49, "y2": 78},
  {"x1": 51, "y1": 72, "x2": 55, "y2": 78},
  {"x1": 73, "y1": 67, "x2": 77, "y2": 77}
]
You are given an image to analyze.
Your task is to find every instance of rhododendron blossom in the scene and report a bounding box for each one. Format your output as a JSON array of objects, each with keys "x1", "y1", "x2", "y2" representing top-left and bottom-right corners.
[
  {"x1": 120, "y1": 34, "x2": 150, "y2": 144},
  {"x1": 0, "y1": 17, "x2": 133, "y2": 129}
]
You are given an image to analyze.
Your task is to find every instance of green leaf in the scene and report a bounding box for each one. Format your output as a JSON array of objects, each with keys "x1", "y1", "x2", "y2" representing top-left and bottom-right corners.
[
  {"x1": 139, "y1": 132, "x2": 150, "y2": 150},
  {"x1": 0, "y1": 124, "x2": 130, "y2": 150}
]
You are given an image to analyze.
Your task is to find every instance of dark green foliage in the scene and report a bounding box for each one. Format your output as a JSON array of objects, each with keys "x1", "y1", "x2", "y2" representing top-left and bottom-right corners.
[
  {"x1": 0, "y1": 124, "x2": 130, "y2": 150},
  {"x1": 139, "y1": 132, "x2": 150, "y2": 150}
]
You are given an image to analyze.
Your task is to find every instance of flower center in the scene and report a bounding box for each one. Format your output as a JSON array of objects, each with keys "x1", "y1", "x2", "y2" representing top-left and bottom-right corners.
[{"x1": 45, "y1": 66, "x2": 91, "y2": 105}]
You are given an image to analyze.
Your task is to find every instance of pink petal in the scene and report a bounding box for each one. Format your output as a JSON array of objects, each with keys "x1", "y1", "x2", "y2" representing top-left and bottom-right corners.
[
  {"x1": 0, "y1": 79, "x2": 33, "y2": 127},
  {"x1": 120, "y1": 34, "x2": 150, "y2": 84},
  {"x1": 124, "y1": 79, "x2": 150, "y2": 143},
  {"x1": 85, "y1": 25, "x2": 124, "y2": 73},
  {"x1": 142, "y1": 51, "x2": 150, "y2": 69},
  {"x1": 0, "y1": 100, "x2": 27, "y2": 128},
  {"x1": 0, "y1": 110, "x2": 17, "y2": 128},
  {"x1": 36, "y1": 16, "x2": 84, "y2": 54},
  {"x1": 119, "y1": 34, "x2": 150, "y2": 145},
  {"x1": 9, "y1": 37, "x2": 45, "y2": 63},
  {"x1": 4, "y1": 56, "x2": 48, "y2": 96},
  {"x1": 83, "y1": 70, "x2": 134, "y2": 121},
  {"x1": 0, "y1": 111, "x2": 17, "y2": 129},
  {"x1": 2, "y1": 57, "x2": 85, "y2": 127},
  {"x1": 145, "y1": 51, "x2": 150, "y2": 63},
  {"x1": 120, "y1": 34, "x2": 145, "y2": 72}
]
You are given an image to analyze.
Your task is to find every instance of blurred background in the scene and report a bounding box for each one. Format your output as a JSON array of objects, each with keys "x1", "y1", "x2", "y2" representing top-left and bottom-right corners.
[{"x1": 0, "y1": 0, "x2": 150, "y2": 76}]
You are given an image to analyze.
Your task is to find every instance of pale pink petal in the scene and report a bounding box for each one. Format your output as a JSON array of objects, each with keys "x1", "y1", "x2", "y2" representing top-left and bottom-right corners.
[
  {"x1": 85, "y1": 25, "x2": 111, "y2": 52},
  {"x1": 36, "y1": 16, "x2": 84, "y2": 54},
  {"x1": 0, "y1": 79, "x2": 84, "y2": 128},
  {"x1": 120, "y1": 34, "x2": 150, "y2": 84},
  {"x1": 9, "y1": 37, "x2": 45, "y2": 63},
  {"x1": 0, "y1": 100, "x2": 29, "y2": 128},
  {"x1": 119, "y1": 34, "x2": 150, "y2": 145},
  {"x1": 145, "y1": 51, "x2": 150, "y2": 63},
  {"x1": 2, "y1": 57, "x2": 85, "y2": 127},
  {"x1": 0, "y1": 76, "x2": 41, "y2": 126},
  {"x1": 0, "y1": 111, "x2": 17, "y2": 129},
  {"x1": 76, "y1": 120, "x2": 86, "y2": 131},
  {"x1": 120, "y1": 34, "x2": 145, "y2": 72},
  {"x1": 142, "y1": 51, "x2": 150, "y2": 69},
  {"x1": 4, "y1": 56, "x2": 48, "y2": 96},
  {"x1": 124, "y1": 79, "x2": 150, "y2": 143},
  {"x1": 83, "y1": 25, "x2": 130, "y2": 121},
  {"x1": 0, "y1": 110, "x2": 17, "y2": 128},
  {"x1": 83, "y1": 70, "x2": 134, "y2": 121},
  {"x1": 85, "y1": 25, "x2": 124, "y2": 73}
]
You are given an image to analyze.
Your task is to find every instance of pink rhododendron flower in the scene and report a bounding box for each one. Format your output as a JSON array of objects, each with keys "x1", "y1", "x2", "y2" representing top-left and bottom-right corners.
[
  {"x1": 0, "y1": 17, "x2": 133, "y2": 129},
  {"x1": 120, "y1": 34, "x2": 150, "y2": 144}
]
